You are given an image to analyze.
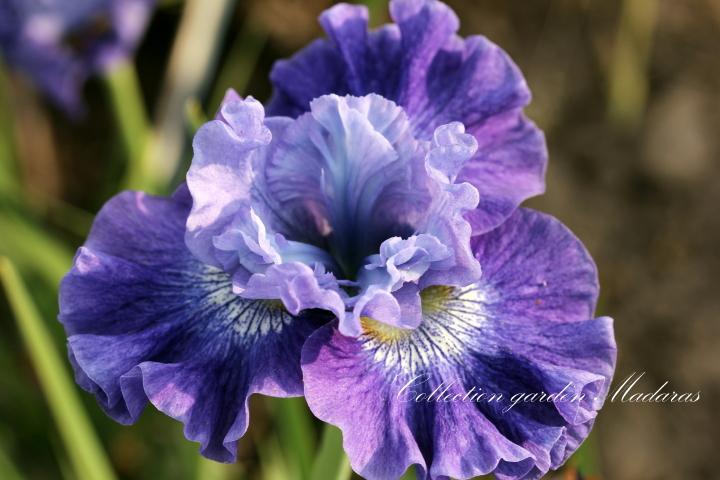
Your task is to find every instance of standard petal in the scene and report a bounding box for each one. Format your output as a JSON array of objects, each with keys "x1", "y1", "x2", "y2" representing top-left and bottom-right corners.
[
  {"x1": 301, "y1": 208, "x2": 616, "y2": 479},
  {"x1": 268, "y1": 4, "x2": 401, "y2": 116},
  {"x1": 185, "y1": 95, "x2": 271, "y2": 268},
  {"x1": 59, "y1": 190, "x2": 326, "y2": 462},
  {"x1": 460, "y1": 110, "x2": 547, "y2": 234},
  {"x1": 260, "y1": 93, "x2": 429, "y2": 275},
  {"x1": 267, "y1": 0, "x2": 547, "y2": 234}
]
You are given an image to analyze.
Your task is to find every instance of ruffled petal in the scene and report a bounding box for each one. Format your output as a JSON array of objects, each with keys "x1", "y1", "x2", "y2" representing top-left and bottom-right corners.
[
  {"x1": 241, "y1": 262, "x2": 346, "y2": 321},
  {"x1": 268, "y1": 0, "x2": 546, "y2": 234},
  {"x1": 259, "y1": 93, "x2": 429, "y2": 275},
  {"x1": 186, "y1": 95, "x2": 272, "y2": 268},
  {"x1": 59, "y1": 189, "x2": 326, "y2": 462},
  {"x1": 263, "y1": 95, "x2": 483, "y2": 332},
  {"x1": 301, "y1": 208, "x2": 616, "y2": 479},
  {"x1": 186, "y1": 93, "x2": 345, "y2": 316},
  {"x1": 418, "y1": 122, "x2": 482, "y2": 287},
  {"x1": 460, "y1": 110, "x2": 547, "y2": 234},
  {"x1": 268, "y1": 3, "x2": 400, "y2": 116}
]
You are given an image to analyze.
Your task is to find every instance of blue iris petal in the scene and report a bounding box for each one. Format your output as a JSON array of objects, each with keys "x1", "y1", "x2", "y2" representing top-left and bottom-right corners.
[{"x1": 59, "y1": 189, "x2": 326, "y2": 462}]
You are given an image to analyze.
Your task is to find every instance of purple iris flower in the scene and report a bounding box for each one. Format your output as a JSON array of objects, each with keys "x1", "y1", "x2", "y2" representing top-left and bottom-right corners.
[
  {"x1": 0, "y1": 0, "x2": 153, "y2": 113},
  {"x1": 58, "y1": 1, "x2": 616, "y2": 479}
]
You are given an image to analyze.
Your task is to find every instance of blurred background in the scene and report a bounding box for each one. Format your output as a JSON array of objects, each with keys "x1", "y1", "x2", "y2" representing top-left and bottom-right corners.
[{"x1": 0, "y1": 0, "x2": 718, "y2": 479}]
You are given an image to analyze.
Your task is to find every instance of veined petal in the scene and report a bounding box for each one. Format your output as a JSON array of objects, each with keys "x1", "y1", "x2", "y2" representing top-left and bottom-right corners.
[
  {"x1": 240, "y1": 262, "x2": 346, "y2": 322},
  {"x1": 59, "y1": 189, "x2": 326, "y2": 462},
  {"x1": 186, "y1": 94, "x2": 271, "y2": 268},
  {"x1": 259, "y1": 93, "x2": 429, "y2": 275},
  {"x1": 461, "y1": 110, "x2": 547, "y2": 235},
  {"x1": 186, "y1": 93, "x2": 344, "y2": 316},
  {"x1": 419, "y1": 121, "x2": 481, "y2": 288},
  {"x1": 268, "y1": 0, "x2": 547, "y2": 235},
  {"x1": 301, "y1": 208, "x2": 616, "y2": 479},
  {"x1": 261, "y1": 94, "x2": 482, "y2": 331}
]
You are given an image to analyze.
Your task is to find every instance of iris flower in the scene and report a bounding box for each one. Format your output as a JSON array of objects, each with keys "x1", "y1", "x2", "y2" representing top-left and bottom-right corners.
[
  {"x1": 0, "y1": 0, "x2": 153, "y2": 113},
  {"x1": 58, "y1": 1, "x2": 616, "y2": 479}
]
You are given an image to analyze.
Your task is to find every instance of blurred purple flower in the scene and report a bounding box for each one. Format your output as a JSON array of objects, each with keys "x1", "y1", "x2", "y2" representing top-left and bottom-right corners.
[
  {"x1": 0, "y1": 0, "x2": 153, "y2": 113},
  {"x1": 58, "y1": 1, "x2": 616, "y2": 479}
]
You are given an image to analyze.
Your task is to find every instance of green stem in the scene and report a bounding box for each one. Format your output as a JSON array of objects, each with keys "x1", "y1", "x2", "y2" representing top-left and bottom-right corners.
[
  {"x1": 272, "y1": 397, "x2": 316, "y2": 480},
  {"x1": 0, "y1": 444, "x2": 23, "y2": 480},
  {"x1": 569, "y1": 430, "x2": 602, "y2": 476},
  {"x1": 0, "y1": 258, "x2": 116, "y2": 480},
  {"x1": 607, "y1": 0, "x2": 659, "y2": 129},
  {"x1": 103, "y1": 61, "x2": 152, "y2": 192},
  {"x1": 310, "y1": 424, "x2": 352, "y2": 480}
]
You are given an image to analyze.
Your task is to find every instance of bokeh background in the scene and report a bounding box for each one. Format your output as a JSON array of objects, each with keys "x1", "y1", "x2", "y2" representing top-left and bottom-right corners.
[{"x1": 1, "y1": 0, "x2": 719, "y2": 479}]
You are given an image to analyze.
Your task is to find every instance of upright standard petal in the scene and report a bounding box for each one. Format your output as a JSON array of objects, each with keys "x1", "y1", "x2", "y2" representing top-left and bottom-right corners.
[
  {"x1": 256, "y1": 93, "x2": 483, "y2": 334},
  {"x1": 59, "y1": 189, "x2": 326, "y2": 462},
  {"x1": 186, "y1": 93, "x2": 346, "y2": 319},
  {"x1": 260, "y1": 93, "x2": 428, "y2": 275},
  {"x1": 301, "y1": 208, "x2": 616, "y2": 480},
  {"x1": 268, "y1": 0, "x2": 546, "y2": 235},
  {"x1": 348, "y1": 120, "x2": 482, "y2": 332},
  {"x1": 186, "y1": 94, "x2": 272, "y2": 268}
]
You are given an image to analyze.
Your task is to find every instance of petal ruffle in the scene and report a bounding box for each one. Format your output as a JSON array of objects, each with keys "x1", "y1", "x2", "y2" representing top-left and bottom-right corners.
[
  {"x1": 301, "y1": 208, "x2": 616, "y2": 479},
  {"x1": 186, "y1": 93, "x2": 345, "y2": 316},
  {"x1": 348, "y1": 121, "x2": 482, "y2": 332},
  {"x1": 186, "y1": 94, "x2": 272, "y2": 268},
  {"x1": 59, "y1": 189, "x2": 326, "y2": 462},
  {"x1": 260, "y1": 93, "x2": 428, "y2": 274},
  {"x1": 268, "y1": 0, "x2": 546, "y2": 234}
]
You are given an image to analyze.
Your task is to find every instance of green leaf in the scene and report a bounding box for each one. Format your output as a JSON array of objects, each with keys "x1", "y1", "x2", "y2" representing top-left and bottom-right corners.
[
  {"x1": 310, "y1": 424, "x2": 352, "y2": 480},
  {"x1": 0, "y1": 210, "x2": 73, "y2": 287},
  {"x1": 361, "y1": 0, "x2": 389, "y2": 24},
  {"x1": 0, "y1": 64, "x2": 17, "y2": 195},
  {"x1": 0, "y1": 444, "x2": 23, "y2": 480},
  {"x1": 256, "y1": 431, "x2": 294, "y2": 480},
  {"x1": 399, "y1": 465, "x2": 416, "y2": 479},
  {"x1": 0, "y1": 258, "x2": 116, "y2": 480},
  {"x1": 568, "y1": 430, "x2": 602, "y2": 476},
  {"x1": 185, "y1": 98, "x2": 209, "y2": 135},
  {"x1": 271, "y1": 397, "x2": 316, "y2": 480},
  {"x1": 195, "y1": 457, "x2": 241, "y2": 480},
  {"x1": 150, "y1": 0, "x2": 237, "y2": 191},
  {"x1": 103, "y1": 61, "x2": 152, "y2": 192},
  {"x1": 607, "y1": 0, "x2": 659, "y2": 129},
  {"x1": 209, "y1": 18, "x2": 268, "y2": 107}
]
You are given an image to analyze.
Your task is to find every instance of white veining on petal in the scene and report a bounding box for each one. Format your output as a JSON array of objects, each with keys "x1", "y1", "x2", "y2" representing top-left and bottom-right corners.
[
  {"x1": 199, "y1": 268, "x2": 292, "y2": 339},
  {"x1": 360, "y1": 284, "x2": 491, "y2": 373}
]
